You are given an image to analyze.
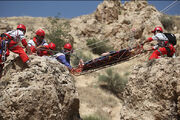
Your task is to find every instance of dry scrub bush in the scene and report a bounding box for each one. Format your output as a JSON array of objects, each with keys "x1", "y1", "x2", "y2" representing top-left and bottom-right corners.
[
  {"x1": 83, "y1": 115, "x2": 108, "y2": 120},
  {"x1": 71, "y1": 51, "x2": 92, "y2": 66},
  {"x1": 98, "y1": 68, "x2": 128, "y2": 94},
  {"x1": 86, "y1": 38, "x2": 112, "y2": 55},
  {"x1": 160, "y1": 15, "x2": 175, "y2": 31},
  {"x1": 46, "y1": 17, "x2": 73, "y2": 51}
]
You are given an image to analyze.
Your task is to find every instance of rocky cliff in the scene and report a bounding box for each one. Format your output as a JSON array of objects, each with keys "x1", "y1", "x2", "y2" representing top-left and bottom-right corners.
[
  {"x1": 0, "y1": 0, "x2": 180, "y2": 119},
  {"x1": 0, "y1": 55, "x2": 80, "y2": 120},
  {"x1": 120, "y1": 57, "x2": 180, "y2": 120},
  {"x1": 70, "y1": 0, "x2": 162, "y2": 50},
  {"x1": 70, "y1": 0, "x2": 179, "y2": 54}
]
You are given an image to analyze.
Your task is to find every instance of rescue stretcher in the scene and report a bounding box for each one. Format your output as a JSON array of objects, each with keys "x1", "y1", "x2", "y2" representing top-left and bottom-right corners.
[
  {"x1": 82, "y1": 49, "x2": 131, "y2": 71},
  {"x1": 72, "y1": 44, "x2": 145, "y2": 75}
]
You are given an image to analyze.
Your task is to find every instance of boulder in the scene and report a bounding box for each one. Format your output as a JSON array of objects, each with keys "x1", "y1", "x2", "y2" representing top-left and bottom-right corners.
[
  {"x1": 95, "y1": 0, "x2": 122, "y2": 24},
  {"x1": 0, "y1": 55, "x2": 81, "y2": 120},
  {"x1": 120, "y1": 57, "x2": 180, "y2": 120}
]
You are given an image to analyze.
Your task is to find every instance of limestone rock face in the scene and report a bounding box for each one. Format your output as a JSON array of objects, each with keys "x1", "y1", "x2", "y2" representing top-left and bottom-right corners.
[
  {"x1": 0, "y1": 20, "x2": 12, "y2": 33},
  {"x1": 0, "y1": 55, "x2": 80, "y2": 120},
  {"x1": 70, "y1": 0, "x2": 165, "y2": 51},
  {"x1": 95, "y1": 0, "x2": 121, "y2": 24},
  {"x1": 120, "y1": 57, "x2": 180, "y2": 120}
]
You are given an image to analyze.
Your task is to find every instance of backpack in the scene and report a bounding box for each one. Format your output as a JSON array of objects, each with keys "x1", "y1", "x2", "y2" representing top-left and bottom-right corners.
[{"x1": 164, "y1": 33, "x2": 176, "y2": 46}]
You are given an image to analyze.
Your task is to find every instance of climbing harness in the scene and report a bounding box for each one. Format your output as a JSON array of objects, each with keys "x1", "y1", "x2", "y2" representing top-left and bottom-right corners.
[{"x1": 0, "y1": 34, "x2": 9, "y2": 63}]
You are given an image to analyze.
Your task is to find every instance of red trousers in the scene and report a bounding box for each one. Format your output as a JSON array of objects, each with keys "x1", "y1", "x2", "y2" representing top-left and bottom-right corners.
[
  {"x1": 10, "y1": 45, "x2": 29, "y2": 63},
  {"x1": 37, "y1": 50, "x2": 49, "y2": 56},
  {"x1": 149, "y1": 45, "x2": 175, "y2": 60}
]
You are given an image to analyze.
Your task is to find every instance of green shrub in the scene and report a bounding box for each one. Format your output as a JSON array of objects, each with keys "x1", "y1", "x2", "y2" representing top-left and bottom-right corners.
[
  {"x1": 119, "y1": 10, "x2": 122, "y2": 15},
  {"x1": 83, "y1": 115, "x2": 106, "y2": 120},
  {"x1": 98, "y1": 68, "x2": 128, "y2": 93},
  {"x1": 86, "y1": 38, "x2": 112, "y2": 55},
  {"x1": 160, "y1": 15, "x2": 174, "y2": 31},
  {"x1": 46, "y1": 17, "x2": 73, "y2": 51}
]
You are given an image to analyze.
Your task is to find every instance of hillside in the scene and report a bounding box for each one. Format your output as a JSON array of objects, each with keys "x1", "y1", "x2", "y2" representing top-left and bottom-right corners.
[{"x1": 0, "y1": 0, "x2": 180, "y2": 120}]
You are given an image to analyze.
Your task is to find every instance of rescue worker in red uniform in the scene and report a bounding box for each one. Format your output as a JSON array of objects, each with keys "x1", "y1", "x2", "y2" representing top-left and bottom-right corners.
[
  {"x1": 145, "y1": 26, "x2": 175, "y2": 60},
  {"x1": 54, "y1": 43, "x2": 73, "y2": 70},
  {"x1": 5, "y1": 24, "x2": 29, "y2": 63},
  {"x1": 27, "y1": 29, "x2": 50, "y2": 56},
  {"x1": 47, "y1": 42, "x2": 56, "y2": 55},
  {"x1": 38, "y1": 42, "x2": 56, "y2": 56},
  {"x1": 53, "y1": 43, "x2": 84, "y2": 74},
  {"x1": 0, "y1": 24, "x2": 29, "y2": 75}
]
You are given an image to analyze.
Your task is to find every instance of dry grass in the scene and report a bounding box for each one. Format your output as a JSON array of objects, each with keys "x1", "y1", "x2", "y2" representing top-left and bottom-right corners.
[
  {"x1": 173, "y1": 16, "x2": 180, "y2": 31},
  {"x1": 98, "y1": 68, "x2": 128, "y2": 95},
  {"x1": 82, "y1": 115, "x2": 104, "y2": 120},
  {"x1": 160, "y1": 14, "x2": 175, "y2": 31},
  {"x1": 171, "y1": 16, "x2": 180, "y2": 56},
  {"x1": 78, "y1": 87, "x2": 118, "y2": 109}
]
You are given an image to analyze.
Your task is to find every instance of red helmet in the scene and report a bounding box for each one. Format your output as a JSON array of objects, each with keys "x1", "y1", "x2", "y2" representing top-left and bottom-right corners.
[
  {"x1": 17, "y1": 24, "x2": 26, "y2": 33},
  {"x1": 64, "y1": 43, "x2": 72, "y2": 50},
  {"x1": 49, "y1": 42, "x2": 56, "y2": 50},
  {"x1": 151, "y1": 26, "x2": 163, "y2": 33},
  {"x1": 36, "y1": 29, "x2": 45, "y2": 37}
]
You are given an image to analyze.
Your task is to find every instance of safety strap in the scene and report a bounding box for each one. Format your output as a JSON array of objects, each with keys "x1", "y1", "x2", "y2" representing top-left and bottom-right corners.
[
  {"x1": 165, "y1": 47, "x2": 172, "y2": 57},
  {"x1": 158, "y1": 47, "x2": 172, "y2": 57},
  {"x1": 157, "y1": 49, "x2": 162, "y2": 56},
  {"x1": 8, "y1": 44, "x2": 19, "y2": 50},
  {"x1": 0, "y1": 34, "x2": 8, "y2": 62},
  {"x1": 7, "y1": 30, "x2": 24, "y2": 50},
  {"x1": 1, "y1": 40, "x2": 7, "y2": 62},
  {"x1": 33, "y1": 37, "x2": 47, "y2": 47},
  {"x1": 0, "y1": 33, "x2": 17, "y2": 50}
]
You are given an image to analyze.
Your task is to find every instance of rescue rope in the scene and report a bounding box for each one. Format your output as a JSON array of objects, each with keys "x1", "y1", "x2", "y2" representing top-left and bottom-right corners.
[
  {"x1": 143, "y1": 0, "x2": 178, "y2": 27},
  {"x1": 74, "y1": 48, "x2": 145, "y2": 76},
  {"x1": 72, "y1": 0, "x2": 179, "y2": 54},
  {"x1": 160, "y1": 0, "x2": 178, "y2": 13},
  {"x1": 25, "y1": 0, "x2": 178, "y2": 75},
  {"x1": 35, "y1": 0, "x2": 178, "y2": 75},
  {"x1": 35, "y1": 1, "x2": 179, "y2": 57},
  {"x1": 73, "y1": 42, "x2": 146, "y2": 76},
  {"x1": 70, "y1": 0, "x2": 179, "y2": 59},
  {"x1": 36, "y1": 40, "x2": 112, "y2": 56},
  {"x1": 34, "y1": 38, "x2": 110, "y2": 54}
]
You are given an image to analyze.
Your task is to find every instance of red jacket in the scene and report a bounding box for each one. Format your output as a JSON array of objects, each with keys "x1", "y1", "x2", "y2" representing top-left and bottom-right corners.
[
  {"x1": 5, "y1": 30, "x2": 27, "y2": 49},
  {"x1": 29, "y1": 37, "x2": 50, "y2": 56}
]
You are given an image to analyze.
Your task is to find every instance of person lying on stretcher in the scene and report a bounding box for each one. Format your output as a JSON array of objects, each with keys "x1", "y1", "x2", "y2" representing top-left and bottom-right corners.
[
  {"x1": 73, "y1": 44, "x2": 147, "y2": 74},
  {"x1": 79, "y1": 49, "x2": 131, "y2": 66}
]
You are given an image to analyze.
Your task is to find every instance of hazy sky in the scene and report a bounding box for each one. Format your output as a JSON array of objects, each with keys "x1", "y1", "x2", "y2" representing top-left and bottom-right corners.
[{"x1": 0, "y1": 1, "x2": 179, "y2": 18}]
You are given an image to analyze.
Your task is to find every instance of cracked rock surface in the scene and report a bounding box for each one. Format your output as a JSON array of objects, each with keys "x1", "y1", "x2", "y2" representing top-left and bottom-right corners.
[
  {"x1": 0, "y1": 55, "x2": 80, "y2": 120},
  {"x1": 120, "y1": 57, "x2": 180, "y2": 120}
]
